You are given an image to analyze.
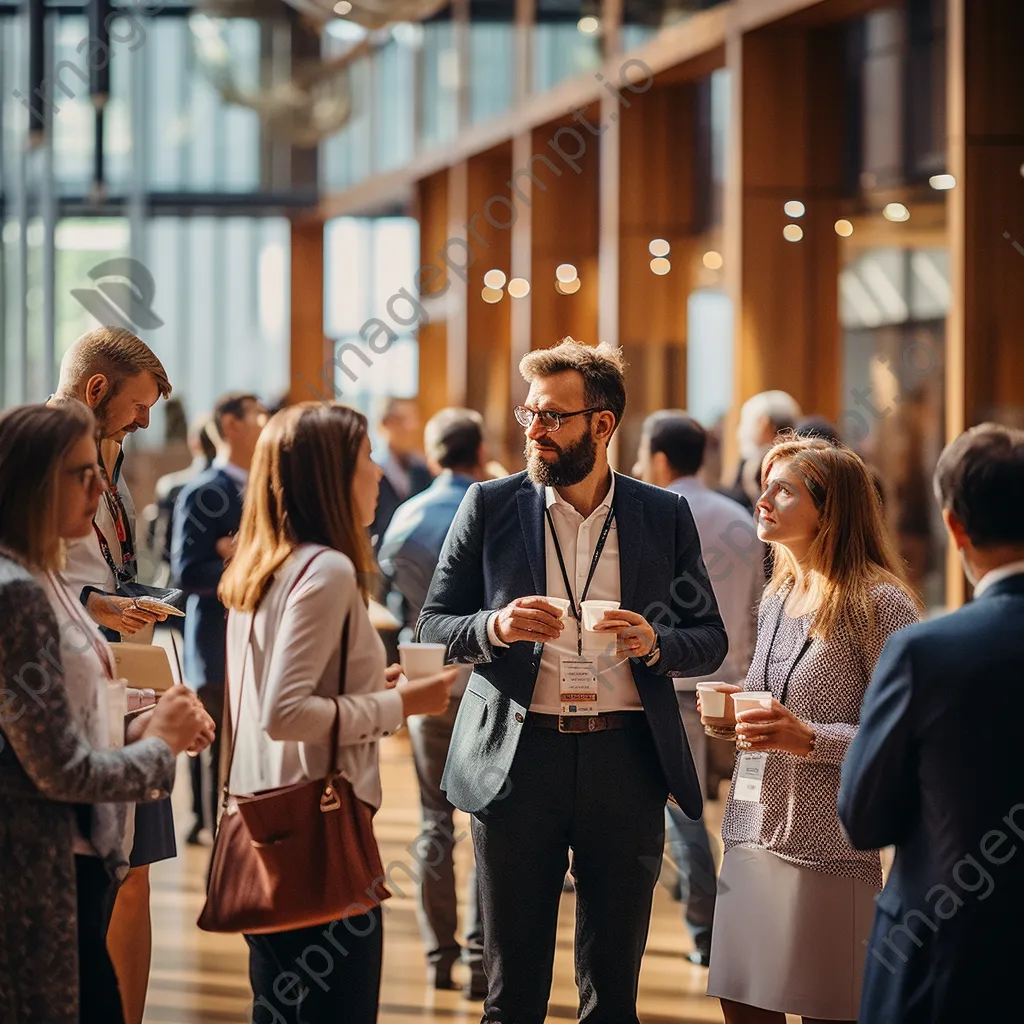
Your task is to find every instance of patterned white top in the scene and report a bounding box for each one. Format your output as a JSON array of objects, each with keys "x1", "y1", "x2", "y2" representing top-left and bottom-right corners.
[{"x1": 721, "y1": 580, "x2": 920, "y2": 888}]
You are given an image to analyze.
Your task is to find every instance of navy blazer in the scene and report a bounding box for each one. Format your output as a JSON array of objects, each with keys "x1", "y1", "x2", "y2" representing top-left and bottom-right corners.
[
  {"x1": 416, "y1": 471, "x2": 728, "y2": 817},
  {"x1": 838, "y1": 572, "x2": 1024, "y2": 1024},
  {"x1": 170, "y1": 467, "x2": 244, "y2": 688}
]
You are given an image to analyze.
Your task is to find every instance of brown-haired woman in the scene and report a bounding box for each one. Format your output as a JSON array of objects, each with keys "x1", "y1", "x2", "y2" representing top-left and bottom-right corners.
[
  {"x1": 699, "y1": 437, "x2": 921, "y2": 1024},
  {"x1": 219, "y1": 402, "x2": 455, "y2": 1023},
  {"x1": 0, "y1": 402, "x2": 212, "y2": 1024}
]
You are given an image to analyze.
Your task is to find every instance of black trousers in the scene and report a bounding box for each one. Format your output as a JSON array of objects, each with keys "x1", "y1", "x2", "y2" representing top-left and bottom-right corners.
[
  {"x1": 245, "y1": 907, "x2": 383, "y2": 1024},
  {"x1": 471, "y1": 714, "x2": 669, "y2": 1024},
  {"x1": 75, "y1": 855, "x2": 125, "y2": 1024},
  {"x1": 190, "y1": 682, "x2": 224, "y2": 829}
]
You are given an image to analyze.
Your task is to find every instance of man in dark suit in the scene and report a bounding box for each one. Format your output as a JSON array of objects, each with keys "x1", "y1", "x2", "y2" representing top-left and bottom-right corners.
[
  {"x1": 418, "y1": 339, "x2": 728, "y2": 1023},
  {"x1": 172, "y1": 392, "x2": 267, "y2": 842},
  {"x1": 369, "y1": 397, "x2": 433, "y2": 551},
  {"x1": 839, "y1": 423, "x2": 1024, "y2": 1024}
]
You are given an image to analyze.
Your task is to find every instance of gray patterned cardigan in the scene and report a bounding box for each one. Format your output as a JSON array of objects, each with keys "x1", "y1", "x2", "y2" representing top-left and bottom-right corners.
[{"x1": 0, "y1": 554, "x2": 176, "y2": 1024}]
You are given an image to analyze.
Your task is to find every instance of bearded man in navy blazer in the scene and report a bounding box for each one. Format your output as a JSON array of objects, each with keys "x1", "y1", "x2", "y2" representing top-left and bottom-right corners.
[
  {"x1": 839, "y1": 423, "x2": 1024, "y2": 1024},
  {"x1": 417, "y1": 339, "x2": 727, "y2": 1023}
]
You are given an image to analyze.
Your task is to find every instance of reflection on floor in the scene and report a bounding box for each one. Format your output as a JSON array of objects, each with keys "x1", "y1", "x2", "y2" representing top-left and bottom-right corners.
[{"x1": 146, "y1": 733, "x2": 744, "y2": 1024}]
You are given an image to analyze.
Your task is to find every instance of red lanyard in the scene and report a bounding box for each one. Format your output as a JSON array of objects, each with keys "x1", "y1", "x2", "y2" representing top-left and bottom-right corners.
[{"x1": 49, "y1": 573, "x2": 116, "y2": 682}]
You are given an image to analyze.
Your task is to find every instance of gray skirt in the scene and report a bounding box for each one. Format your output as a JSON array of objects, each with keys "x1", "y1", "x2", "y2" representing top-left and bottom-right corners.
[{"x1": 706, "y1": 845, "x2": 878, "y2": 1020}]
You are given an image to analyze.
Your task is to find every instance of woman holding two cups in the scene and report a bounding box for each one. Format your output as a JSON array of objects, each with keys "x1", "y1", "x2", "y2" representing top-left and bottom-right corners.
[{"x1": 698, "y1": 437, "x2": 920, "y2": 1024}]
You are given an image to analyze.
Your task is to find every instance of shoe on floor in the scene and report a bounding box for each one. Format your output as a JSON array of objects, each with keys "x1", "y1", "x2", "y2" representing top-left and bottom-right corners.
[
  {"x1": 463, "y1": 970, "x2": 488, "y2": 1000},
  {"x1": 426, "y1": 964, "x2": 459, "y2": 990},
  {"x1": 686, "y1": 950, "x2": 711, "y2": 968}
]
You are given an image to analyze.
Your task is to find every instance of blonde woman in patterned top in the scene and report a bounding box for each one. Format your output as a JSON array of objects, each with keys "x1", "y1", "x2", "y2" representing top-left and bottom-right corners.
[{"x1": 700, "y1": 437, "x2": 920, "y2": 1024}]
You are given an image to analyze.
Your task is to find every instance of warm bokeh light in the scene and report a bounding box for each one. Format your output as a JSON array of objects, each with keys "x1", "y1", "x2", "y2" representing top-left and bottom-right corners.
[
  {"x1": 507, "y1": 277, "x2": 531, "y2": 298},
  {"x1": 484, "y1": 269, "x2": 507, "y2": 289},
  {"x1": 702, "y1": 250, "x2": 723, "y2": 270},
  {"x1": 883, "y1": 203, "x2": 910, "y2": 222},
  {"x1": 577, "y1": 16, "x2": 600, "y2": 35},
  {"x1": 929, "y1": 174, "x2": 956, "y2": 190},
  {"x1": 481, "y1": 287, "x2": 503, "y2": 304},
  {"x1": 555, "y1": 263, "x2": 578, "y2": 283},
  {"x1": 783, "y1": 224, "x2": 804, "y2": 242},
  {"x1": 784, "y1": 200, "x2": 806, "y2": 218},
  {"x1": 834, "y1": 219, "x2": 854, "y2": 237},
  {"x1": 333, "y1": 1, "x2": 352, "y2": 15},
  {"x1": 556, "y1": 278, "x2": 581, "y2": 295},
  {"x1": 648, "y1": 238, "x2": 670, "y2": 257},
  {"x1": 650, "y1": 257, "x2": 671, "y2": 275}
]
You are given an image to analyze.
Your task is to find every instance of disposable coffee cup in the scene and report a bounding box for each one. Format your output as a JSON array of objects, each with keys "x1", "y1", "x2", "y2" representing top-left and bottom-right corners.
[
  {"x1": 581, "y1": 600, "x2": 620, "y2": 631},
  {"x1": 696, "y1": 683, "x2": 729, "y2": 719},
  {"x1": 398, "y1": 643, "x2": 447, "y2": 680},
  {"x1": 543, "y1": 597, "x2": 571, "y2": 620},
  {"x1": 732, "y1": 691, "x2": 774, "y2": 715}
]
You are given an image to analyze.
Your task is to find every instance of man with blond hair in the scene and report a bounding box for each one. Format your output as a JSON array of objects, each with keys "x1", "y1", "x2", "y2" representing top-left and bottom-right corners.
[{"x1": 52, "y1": 325, "x2": 176, "y2": 1024}]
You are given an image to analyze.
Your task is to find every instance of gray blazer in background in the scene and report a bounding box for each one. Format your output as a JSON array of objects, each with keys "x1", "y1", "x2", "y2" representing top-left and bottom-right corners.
[{"x1": 417, "y1": 471, "x2": 728, "y2": 818}]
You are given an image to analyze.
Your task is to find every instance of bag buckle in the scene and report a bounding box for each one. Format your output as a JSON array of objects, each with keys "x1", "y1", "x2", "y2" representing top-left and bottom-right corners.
[{"x1": 320, "y1": 782, "x2": 341, "y2": 812}]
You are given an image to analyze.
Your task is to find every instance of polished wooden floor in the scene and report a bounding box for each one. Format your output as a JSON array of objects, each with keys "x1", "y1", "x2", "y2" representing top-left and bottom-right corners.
[{"x1": 145, "y1": 735, "x2": 750, "y2": 1024}]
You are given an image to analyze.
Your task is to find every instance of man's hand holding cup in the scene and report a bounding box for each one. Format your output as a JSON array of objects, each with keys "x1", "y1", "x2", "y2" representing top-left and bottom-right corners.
[{"x1": 493, "y1": 596, "x2": 567, "y2": 644}]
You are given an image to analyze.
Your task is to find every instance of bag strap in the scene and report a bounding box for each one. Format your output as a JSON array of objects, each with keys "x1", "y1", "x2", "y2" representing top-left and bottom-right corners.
[
  {"x1": 327, "y1": 614, "x2": 352, "y2": 778},
  {"x1": 220, "y1": 548, "x2": 329, "y2": 807}
]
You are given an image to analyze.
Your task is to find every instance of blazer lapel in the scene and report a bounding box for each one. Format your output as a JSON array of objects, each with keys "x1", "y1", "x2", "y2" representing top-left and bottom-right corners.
[
  {"x1": 517, "y1": 480, "x2": 546, "y2": 596},
  {"x1": 615, "y1": 475, "x2": 645, "y2": 611}
]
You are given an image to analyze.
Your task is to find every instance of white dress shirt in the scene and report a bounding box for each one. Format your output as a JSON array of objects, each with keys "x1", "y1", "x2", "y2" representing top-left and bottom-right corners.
[
  {"x1": 488, "y1": 473, "x2": 643, "y2": 715},
  {"x1": 225, "y1": 544, "x2": 404, "y2": 810},
  {"x1": 973, "y1": 560, "x2": 1024, "y2": 598},
  {"x1": 666, "y1": 476, "x2": 764, "y2": 690}
]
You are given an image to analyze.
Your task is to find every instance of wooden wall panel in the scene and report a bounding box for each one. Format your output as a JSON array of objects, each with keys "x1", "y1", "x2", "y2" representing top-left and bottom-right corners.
[
  {"x1": 287, "y1": 218, "x2": 328, "y2": 406},
  {"x1": 416, "y1": 171, "x2": 450, "y2": 426}
]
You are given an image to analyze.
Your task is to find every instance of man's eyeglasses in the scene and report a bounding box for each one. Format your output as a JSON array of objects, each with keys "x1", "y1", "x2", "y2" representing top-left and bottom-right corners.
[{"x1": 513, "y1": 406, "x2": 603, "y2": 432}]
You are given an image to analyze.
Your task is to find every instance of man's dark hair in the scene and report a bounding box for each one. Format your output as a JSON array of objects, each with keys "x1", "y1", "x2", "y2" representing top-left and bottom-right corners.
[
  {"x1": 424, "y1": 407, "x2": 484, "y2": 471},
  {"x1": 519, "y1": 338, "x2": 627, "y2": 429},
  {"x1": 934, "y1": 423, "x2": 1024, "y2": 547},
  {"x1": 643, "y1": 410, "x2": 707, "y2": 478},
  {"x1": 213, "y1": 392, "x2": 259, "y2": 440},
  {"x1": 794, "y1": 416, "x2": 842, "y2": 445}
]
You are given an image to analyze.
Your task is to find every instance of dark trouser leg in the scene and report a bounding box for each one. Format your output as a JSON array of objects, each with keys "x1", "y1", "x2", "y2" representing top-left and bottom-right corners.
[
  {"x1": 472, "y1": 723, "x2": 574, "y2": 1024},
  {"x1": 76, "y1": 855, "x2": 125, "y2": 1024},
  {"x1": 245, "y1": 907, "x2": 383, "y2": 1024},
  {"x1": 571, "y1": 718, "x2": 669, "y2": 1024},
  {"x1": 197, "y1": 682, "x2": 224, "y2": 832},
  {"x1": 406, "y1": 699, "x2": 462, "y2": 975},
  {"x1": 463, "y1": 863, "x2": 484, "y2": 969}
]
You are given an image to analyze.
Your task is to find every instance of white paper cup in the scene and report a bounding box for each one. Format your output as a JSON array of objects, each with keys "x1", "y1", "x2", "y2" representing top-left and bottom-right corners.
[
  {"x1": 696, "y1": 683, "x2": 729, "y2": 719},
  {"x1": 732, "y1": 691, "x2": 774, "y2": 715},
  {"x1": 398, "y1": 643, "x2": 447, "y2": 680},
  {"x1": 543, "y1": 597, "x2": 571, "y2": 620},
  {"x1": 581, "y1": 600, "x2": 620, "y2": 631}
]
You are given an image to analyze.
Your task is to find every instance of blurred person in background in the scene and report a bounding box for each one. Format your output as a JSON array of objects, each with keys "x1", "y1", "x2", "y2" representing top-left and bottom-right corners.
[
  {"x1": 700, "y1": 437, "x2": 920, "y2": 1024},
  {"x1": 378, "y1": 407, "x2": 490, "y2": 997},
  {"x1": 219, "y1": 402, "x2": 455, "y2": 1023},
  {"x1": 634, "y1": 411, "x2": 764, "y2": 967},
  {"x1": 369, "y1": 397, "x2": 433, "y2": 550},
  {"x1": 172, "y1": 392, "x2": 268, "y2": 844},
  {"x1": 0, "y1": 402, "x2": 212, "y2": 1024},
  {"x1": 50, "y1": 326, "x2": 176, "y2": 1024},
  {"x1": 840, "y1": 424, "x2": 1024, "y2": 1024},
  {"x1": 146, "y1": 413, "x2": 217, "y2": 586},
  {"x1": 795, "y1": 416, "x2": 886, "y2": 508},
  {"x1": 726, "y1": 391, "x2": 802, "y2": 513}
]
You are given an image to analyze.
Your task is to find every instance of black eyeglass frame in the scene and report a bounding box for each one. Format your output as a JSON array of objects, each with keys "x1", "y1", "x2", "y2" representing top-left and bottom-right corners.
[{"x1": 513, "y1": 406, "x2": 605, "y2": 432}]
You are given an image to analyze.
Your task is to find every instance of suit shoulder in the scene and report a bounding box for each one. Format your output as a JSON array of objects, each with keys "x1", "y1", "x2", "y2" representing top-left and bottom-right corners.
[
  {"x1": 178, "y1": 466, "x2": 231, "y2": 503},
  {"x1": 617, "y1": 474, "x2": 677, "y2": 509},
  {"x1": 476, "y1": 471, "x2": 531, "y2": 504}
]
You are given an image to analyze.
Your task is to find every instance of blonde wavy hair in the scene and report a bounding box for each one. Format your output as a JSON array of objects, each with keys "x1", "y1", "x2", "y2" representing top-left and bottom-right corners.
[{"x1": 762, "y1": 437, "x2": 919, "y2": 641}]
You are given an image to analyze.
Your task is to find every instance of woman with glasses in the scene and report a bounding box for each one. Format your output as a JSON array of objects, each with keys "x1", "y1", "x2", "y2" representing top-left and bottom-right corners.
[{"x1": 0, "y1": 402, "x2": 214, "y2": 1024}]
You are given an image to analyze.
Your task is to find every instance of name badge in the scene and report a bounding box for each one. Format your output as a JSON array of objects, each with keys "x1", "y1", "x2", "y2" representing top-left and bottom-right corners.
[
  {"x1": 560, "y1": 655, "x2": 599, "y2": 716},
  {"x1": 734, "y1": 752, "x2": 768, "y2": 802}
]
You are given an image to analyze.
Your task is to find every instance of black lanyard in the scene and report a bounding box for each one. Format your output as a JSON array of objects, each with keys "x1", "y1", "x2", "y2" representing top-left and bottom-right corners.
[
  {"x1": 544, "y1": 500, "x2": 616, "y2": 656},
  {"x1": 762, "y1": 597, "x2": 812, "y2": 706},
  {"x1": 95, "y1": 448, "x2": 137, "y2": 587}
]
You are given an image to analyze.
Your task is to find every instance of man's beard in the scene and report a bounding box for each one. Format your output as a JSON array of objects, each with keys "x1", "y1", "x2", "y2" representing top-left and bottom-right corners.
[{"x1": 525, "y1": 431, "x2": 597, "y2": 487}]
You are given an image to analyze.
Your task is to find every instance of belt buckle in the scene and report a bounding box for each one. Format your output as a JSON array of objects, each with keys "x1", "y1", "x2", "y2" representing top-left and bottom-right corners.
[
  {"x1": 587, "y1": 716, "x2": 599, "y2": 732},
  {"x1": 558, "y1": 715, "x2": 573, "y2": 733}
]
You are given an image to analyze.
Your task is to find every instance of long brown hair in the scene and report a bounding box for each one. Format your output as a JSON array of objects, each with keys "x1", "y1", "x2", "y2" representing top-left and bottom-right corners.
[
  {"x1": 219, "y1": 402, "x2": 376, "y2": 612},
  {"x1": 762, "y1": 437, "x2": 918, "y2": 640},
  {"x1": 0, "y1": 401, "x2": 97, "y2": 572}
]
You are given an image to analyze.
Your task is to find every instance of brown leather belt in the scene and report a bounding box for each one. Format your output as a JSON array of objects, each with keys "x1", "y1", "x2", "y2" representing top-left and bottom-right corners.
[{"x1": 531, "y1": 711, "x2": 644, "y2": 734}]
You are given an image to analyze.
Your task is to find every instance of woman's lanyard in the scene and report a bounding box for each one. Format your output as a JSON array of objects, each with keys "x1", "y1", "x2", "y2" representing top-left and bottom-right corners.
[
  {"x1": 95, "y1": 451, "x2": 137, "y2": 587},
  {"x1": 48, "y1": 572, "x2": 116, "y2": 682},
  {"x1": 544, "y1": 502, "x2": 616, "y2": 657},
  {"x1": 762, "y1": 594, "x2": 813, "y2": 706}
]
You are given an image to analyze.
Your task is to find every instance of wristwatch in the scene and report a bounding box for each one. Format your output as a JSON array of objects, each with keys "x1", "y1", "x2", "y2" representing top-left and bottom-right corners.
[{"x1": 642, "y1": 633, "x2": 661, "y2": 667}]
